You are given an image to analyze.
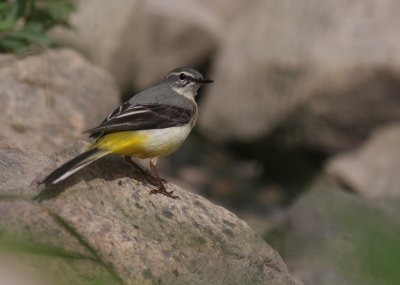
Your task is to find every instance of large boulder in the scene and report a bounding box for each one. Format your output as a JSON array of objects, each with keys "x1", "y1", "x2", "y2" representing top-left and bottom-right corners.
[
  {"x1": 269, "y1": 178, "x2": 400, "y2": 285},
  {"x1": 199, "y1": 0, "x2": 400, "y2": 154},
  {"x1": 0, "y1": 142, "x2": 300, "y2": 285},
  {"x1": 326, "y1": 124, "x2": 400, "y2": 198},
  {"x1": 196, "y1": 0, "x2": 251, "y2": 28},
  {"x1": 0, "y1": 49, "x2": 119, "y2": 154},
  {"x1": 50, "y1": 0, "x2": 225, "y2": 91}
]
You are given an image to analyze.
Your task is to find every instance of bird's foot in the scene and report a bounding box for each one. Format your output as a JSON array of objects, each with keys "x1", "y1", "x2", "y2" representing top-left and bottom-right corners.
[{"x1": 150, "y1": 185, "x2": 180, "y2": 200}]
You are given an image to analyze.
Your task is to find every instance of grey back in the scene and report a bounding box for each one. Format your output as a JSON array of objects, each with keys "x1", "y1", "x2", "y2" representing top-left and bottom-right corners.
[{"x1": 128, "y1": 83, "x2": 195, "y2": 110}]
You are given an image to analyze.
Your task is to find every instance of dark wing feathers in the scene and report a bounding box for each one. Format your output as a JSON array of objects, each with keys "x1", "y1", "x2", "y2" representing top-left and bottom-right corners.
[{"x1": 84, "y1": 103, "x2": 195, "y2": 139}]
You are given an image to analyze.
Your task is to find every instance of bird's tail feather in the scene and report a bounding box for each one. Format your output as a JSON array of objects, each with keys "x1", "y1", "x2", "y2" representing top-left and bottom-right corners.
[{"x1": 41, "y1": 147, "x2": 109, "y2": 186}]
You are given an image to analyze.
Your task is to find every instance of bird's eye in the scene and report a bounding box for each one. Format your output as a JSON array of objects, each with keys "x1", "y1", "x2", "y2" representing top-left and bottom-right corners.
[{"x1": 179, "y1": 73, "x2": 187, "y2": 80}]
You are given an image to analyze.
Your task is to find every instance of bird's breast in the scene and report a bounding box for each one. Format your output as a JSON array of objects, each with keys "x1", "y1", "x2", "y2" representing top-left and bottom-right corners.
[{"x1": 137, "y1": 123, "x2": 193, "y2": 158}]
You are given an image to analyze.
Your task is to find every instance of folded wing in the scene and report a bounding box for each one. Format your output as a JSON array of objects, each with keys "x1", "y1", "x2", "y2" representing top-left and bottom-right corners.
[{"x1": 84, "y1": 102, "x2": 195, "y2": 139}]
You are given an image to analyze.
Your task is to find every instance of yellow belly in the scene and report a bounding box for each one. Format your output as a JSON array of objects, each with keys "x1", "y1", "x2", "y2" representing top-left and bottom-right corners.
[{"x1": 94, "y1": 125, "x2": 192, "y2": 159}]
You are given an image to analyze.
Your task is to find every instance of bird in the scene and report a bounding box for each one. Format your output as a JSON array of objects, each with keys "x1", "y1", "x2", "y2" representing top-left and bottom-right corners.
[{"x1": 40, "y1": 67, "x2": 213, "y2": 199}]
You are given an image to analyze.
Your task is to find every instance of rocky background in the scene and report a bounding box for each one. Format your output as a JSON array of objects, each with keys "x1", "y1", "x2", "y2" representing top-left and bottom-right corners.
[{"x1": 1, "y1": 0, "x2": 400, "y2": 284}]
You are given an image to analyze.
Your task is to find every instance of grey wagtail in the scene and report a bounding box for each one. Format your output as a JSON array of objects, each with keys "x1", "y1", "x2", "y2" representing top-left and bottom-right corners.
[{"x1": 40, "y1": 67, "x2": 213, "y2": 199}]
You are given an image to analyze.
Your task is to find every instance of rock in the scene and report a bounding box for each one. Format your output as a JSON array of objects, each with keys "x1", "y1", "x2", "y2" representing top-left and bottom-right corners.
[
  {"x1": 50, "y1": 0, "x2": 221, "y2": 92},
  {"x1": 0, "y1": 49, "x2": 119, "y2": 154},
  {"x1": 269, "y1": 178, "x2": 400, "y2": 285},
  {"x1": 195, "y1": 0, "x2": 251, "y2": 29},
  {"x1": 0, "y1": 142, "x2": 299, "y2": 285},
  {"x1": 199, "y1": 0, "x2": 400, "y2": 153},
  {"x1": 326, "y1": 124, "x2": 400, "y2": 198},
  {"x1": 0, "y1": 262, "x2": 50, "y2": 285},
  {"x1": 278, "y1": 68, "x2": 400, "y2": 153}
]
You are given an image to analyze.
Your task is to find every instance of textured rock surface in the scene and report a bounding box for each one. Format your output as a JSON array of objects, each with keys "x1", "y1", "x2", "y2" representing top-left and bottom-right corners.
[
  {"x1": 199, "y1": 0, "x2": 400, "y2": 153},
  {"x1": 0, "y1": 142, "x2": 299, "y2": 285},
  {"x1": 270, "y1": 178, "x2": 400, "y2": 285},
  {"x1": 0, "y1": 49, "x2": 119, "y2": 154},
  {"x1": 326, "y1": 124, "x2": 400, "y2": 198},
  {"x1": 50, "y1": 0, "x2": 221, "y2": 91}
]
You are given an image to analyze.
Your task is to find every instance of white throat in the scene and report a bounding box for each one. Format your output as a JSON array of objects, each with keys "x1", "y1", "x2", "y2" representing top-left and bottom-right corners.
[{"x1": 172, "y1": 85, "x2": 199, "y2": 100}]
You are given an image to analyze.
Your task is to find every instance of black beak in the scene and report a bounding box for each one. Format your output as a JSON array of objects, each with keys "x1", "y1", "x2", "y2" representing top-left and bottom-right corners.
[{"x1": 195, "y1": 78, "x2": 213, "y2": 84}]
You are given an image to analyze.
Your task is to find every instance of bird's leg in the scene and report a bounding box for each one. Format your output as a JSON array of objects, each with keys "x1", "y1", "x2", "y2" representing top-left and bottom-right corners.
[
  {"x1": 124, "y1": 156, "x2": 165, "y2": 185},
  {"x1": 149, "y1": 157, "x2": 179, "y2": 199}
]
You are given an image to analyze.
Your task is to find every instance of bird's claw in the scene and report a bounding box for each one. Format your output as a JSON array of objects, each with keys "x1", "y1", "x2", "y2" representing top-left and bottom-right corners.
[{"x1": 150, "y1": 187, "x2": 180, "y2": 199}]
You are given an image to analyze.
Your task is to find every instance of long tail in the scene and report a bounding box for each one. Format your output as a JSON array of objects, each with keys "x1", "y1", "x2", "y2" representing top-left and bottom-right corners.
[{"x1": 41, "y1": 147, "x2": 109, "y2": 186}]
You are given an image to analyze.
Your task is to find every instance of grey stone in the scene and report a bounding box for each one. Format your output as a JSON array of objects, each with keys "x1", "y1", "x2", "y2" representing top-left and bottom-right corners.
[
  {"x1": 0, "y1": 49, "x2": 119, "y2": 154},
  {"x1": 0, "y1": 142, "x2": 299, "y2": 285},
  {"x1": 270, "y1": 178, "x2": 400, "y2": 285},
  {"x1": 0, "y1": 262, "x2": 51, "y2": 285},
  {"x1": 50, "y1": 0, "x2": 221, "y2": 91},
  {"x1": 196, "y1": 0, "x2": 251, "y2": 29},
  {"x1": 326, "y1": 124, "x2": 400, "y2": 198},
  {"x1": 199, "y1": 0, "x2": 400, "y2": 153}
]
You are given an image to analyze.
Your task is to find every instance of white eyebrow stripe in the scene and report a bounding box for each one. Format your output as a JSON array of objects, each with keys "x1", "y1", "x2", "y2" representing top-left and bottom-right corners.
[{"x1": 169, "y1": 71, "x2": 194, "y2": 78}]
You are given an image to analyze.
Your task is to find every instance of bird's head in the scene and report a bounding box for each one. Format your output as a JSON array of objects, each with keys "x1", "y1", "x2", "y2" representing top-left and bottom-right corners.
[{"x1": 164, "y1": 67, "x2": 213, "y2": 99}]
